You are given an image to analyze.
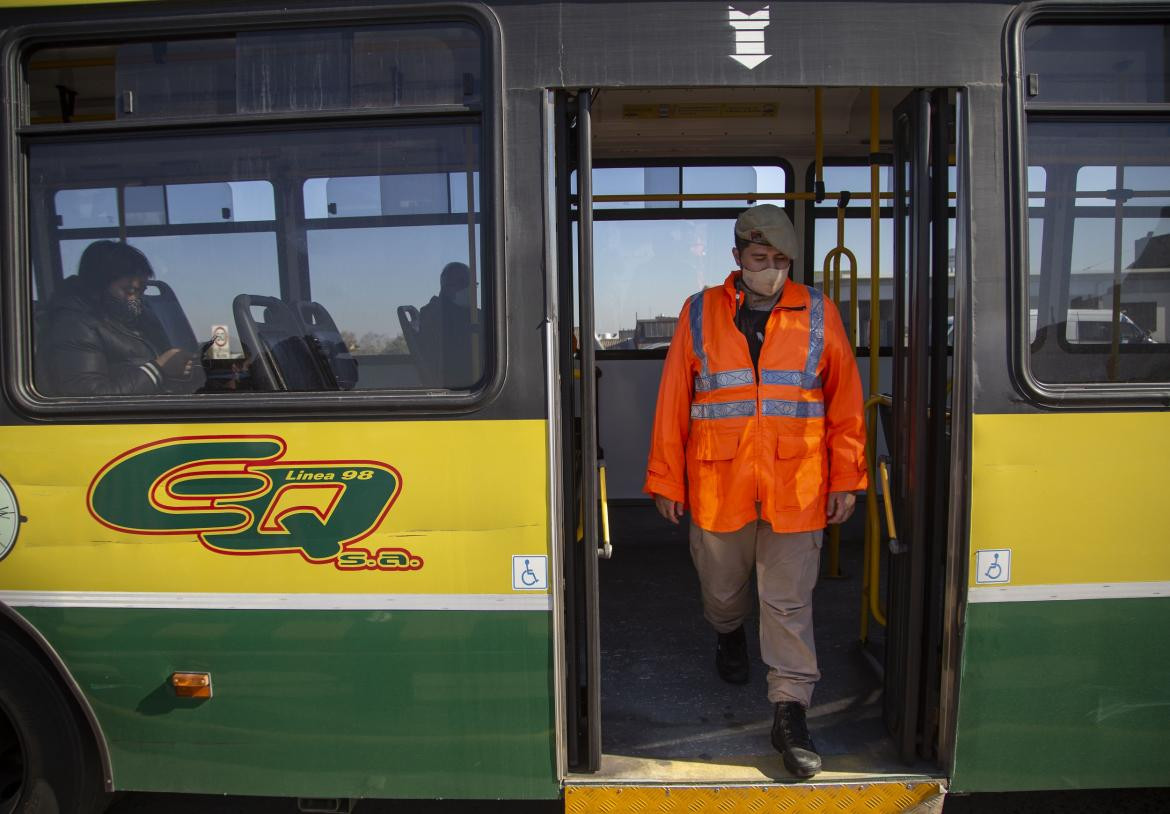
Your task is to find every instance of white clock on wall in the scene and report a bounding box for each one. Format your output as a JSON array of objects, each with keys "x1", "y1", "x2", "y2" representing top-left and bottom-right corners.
[{"x1": 0, "y1": 475, "x2": 22, "y2": 561}]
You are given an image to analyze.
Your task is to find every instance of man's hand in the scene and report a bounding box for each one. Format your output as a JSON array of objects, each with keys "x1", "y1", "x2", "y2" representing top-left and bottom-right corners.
[
  {"x1": 653, "y1": 494, "x2": 685, "y2": 525},
  {"x1": 826, "y1": 491, "x2": 857, "y2": 525}
]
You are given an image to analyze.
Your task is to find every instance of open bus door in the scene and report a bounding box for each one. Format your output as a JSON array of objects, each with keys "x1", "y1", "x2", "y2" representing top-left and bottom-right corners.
[
  {"x1": 886, "y1": 88, "x2": 952, "y2": 765},
  {"x1": 556, "y1": 89, "x2": 603, "y2": 773}
]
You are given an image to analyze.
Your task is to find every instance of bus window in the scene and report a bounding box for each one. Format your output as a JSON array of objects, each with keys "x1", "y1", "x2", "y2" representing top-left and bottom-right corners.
[
  {"x1": 1022, "y1": 20, "x2": 1170, "y2": 388},
  {"x1": 22, "y1": 18, "x2": 488, "y2": 403}
]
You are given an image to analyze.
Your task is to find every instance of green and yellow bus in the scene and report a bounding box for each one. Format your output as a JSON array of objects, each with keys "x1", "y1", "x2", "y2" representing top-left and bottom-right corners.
[{"x1": 1, "y1": 1, "x2": 1168, "y2": 812}]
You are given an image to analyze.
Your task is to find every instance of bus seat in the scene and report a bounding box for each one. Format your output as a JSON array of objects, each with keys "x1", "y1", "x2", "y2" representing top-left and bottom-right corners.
[
  {"x1": 396, "y1": 305, "x2": 435, "y2": 386},
  {"x1": 294, "y1": 301, "x2": 359, "y2": 390},
  {"x1": 233, "y1": 294, "x2": 333, "y2": 391},
  {"x1": 143, "y1": 279, "x2": 199, "y2": 353}
]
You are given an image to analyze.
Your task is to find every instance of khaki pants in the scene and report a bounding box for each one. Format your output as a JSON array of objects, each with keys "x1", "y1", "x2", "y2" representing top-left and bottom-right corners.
[{"x1": 689, "y1": 519, "x2": 823, "y2": 707}]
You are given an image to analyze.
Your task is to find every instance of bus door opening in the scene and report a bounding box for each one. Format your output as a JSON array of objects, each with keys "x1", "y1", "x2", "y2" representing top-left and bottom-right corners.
[{"x1": 556, "y1": 85, "x2": 959, "y2": 782}]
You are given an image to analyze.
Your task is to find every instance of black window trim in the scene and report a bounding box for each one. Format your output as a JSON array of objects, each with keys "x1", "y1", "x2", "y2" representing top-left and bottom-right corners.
[
  {"x1": 1008, "y1": 2, "x2": 1170, "y2": 408},
  {"x1": 1, "y1": 2, "x2": 506, "y2": 419}
]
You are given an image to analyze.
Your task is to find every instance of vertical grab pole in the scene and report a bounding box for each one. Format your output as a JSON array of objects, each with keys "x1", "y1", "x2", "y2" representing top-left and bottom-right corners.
[
  {"x1": 861, "y1": 87, "x2": 885, "y2": 642},
  {"x1": 814, "y1": 87, "x2": 826, "y2": 207},
  {"x1": 827, "y1": 197, "x2": 842, "y2": 577}
]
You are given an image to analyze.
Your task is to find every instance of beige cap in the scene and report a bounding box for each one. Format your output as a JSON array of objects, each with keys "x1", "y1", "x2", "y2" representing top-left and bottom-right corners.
[{"x1": 735, "y1": 204, "x2": 798, "y2": 259}]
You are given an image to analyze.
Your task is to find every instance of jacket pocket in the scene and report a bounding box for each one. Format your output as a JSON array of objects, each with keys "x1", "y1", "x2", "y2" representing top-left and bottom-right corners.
[
  {"x1": 690, "y1": 424, "x2": 741, "y2": 461},
  {"x1": 774, "y1": 434, "x2": 826, "y2": 511},
  {"x1": 686, "y1": 424, "x2": 742, "y2": 512}
]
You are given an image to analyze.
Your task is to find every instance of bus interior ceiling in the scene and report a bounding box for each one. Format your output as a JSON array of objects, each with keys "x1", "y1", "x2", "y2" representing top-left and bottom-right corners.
[{"x1": 580, "y1": 87, "x2": 931, "y2": 780}]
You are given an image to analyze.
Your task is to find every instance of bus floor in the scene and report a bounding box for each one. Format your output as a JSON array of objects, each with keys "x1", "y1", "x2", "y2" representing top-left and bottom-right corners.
[{"x1": 594, "y1": 502, "x2": 932, "y2": 784}]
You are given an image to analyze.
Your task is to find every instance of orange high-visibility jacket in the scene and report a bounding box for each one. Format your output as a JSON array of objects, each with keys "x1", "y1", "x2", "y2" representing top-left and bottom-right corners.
[{"x1": 644, "y1": 272, "x2": 867, "y2": 534}]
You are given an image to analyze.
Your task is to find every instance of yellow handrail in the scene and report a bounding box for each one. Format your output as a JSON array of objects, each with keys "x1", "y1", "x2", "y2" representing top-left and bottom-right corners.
[
  {"x1": 879, "y1": 458, "x2": 898, "y2": 544},
  {"x1": 860, "y1": 394, "x2": 891, "y2": 640},
  {"x1": 860, "y1": 87, "x2": 885, "y2": 644},
  {"x1": 598, "y1": 463, "x2": 612, "y2": 559}
]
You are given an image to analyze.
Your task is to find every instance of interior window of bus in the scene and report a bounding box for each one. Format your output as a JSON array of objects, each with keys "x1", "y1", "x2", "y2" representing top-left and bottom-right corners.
[
  {"x1": 808, "y1": 163, "x2": 894, "y2": 349},
  {"x1": 808, "y1": 162, "x2": 958, "y2": 352},
  {"x1": 574, "y1": 163, "x2": 788, "y2": 352},
  {"x1": 22, "y1": 22, "x2": 487, "y2": 400},
  {"x1": 1022, "y1": 30, "x2": 1170, "y2": 386}
]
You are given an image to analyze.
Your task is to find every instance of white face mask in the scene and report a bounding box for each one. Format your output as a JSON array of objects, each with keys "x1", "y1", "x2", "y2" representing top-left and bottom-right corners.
[
  {"x1": 450, "y1": 289, "x2": 470, "y2": 308},
  {"x1": 740, "y1": 261, "x2": 791, "y2": 297}
]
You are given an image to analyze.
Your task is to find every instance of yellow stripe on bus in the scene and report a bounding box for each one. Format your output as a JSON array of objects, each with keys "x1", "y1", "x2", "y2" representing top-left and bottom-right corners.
[
  {"x1": 0, "y1": 420, "x2": 549, "y2": 596},
  {"x1": 565, "y1": 782, "x2": 945, "y2": 814},
  {"x1": 970, "y1": 412, "x2": 1170, "y2": 588}
]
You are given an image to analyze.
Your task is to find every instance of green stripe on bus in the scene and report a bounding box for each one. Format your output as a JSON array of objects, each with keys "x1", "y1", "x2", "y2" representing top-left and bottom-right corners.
[
  {"x1": 17, "y1": 607, "x2": 558, "y2": 799},
  {"x1": 951, "y1": 597, "x2": 1170, "y2": 792}
]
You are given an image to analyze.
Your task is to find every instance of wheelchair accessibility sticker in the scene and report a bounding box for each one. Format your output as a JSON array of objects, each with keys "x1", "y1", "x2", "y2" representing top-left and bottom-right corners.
[
  {"x1": 512, "y1": 555, "x2": 548, "y2": 591},
  {"x1": 974, "y1": 549, "x2": 1011, "y2": 584},
  {"x1": 87, "y1": 435, "x2": 418, "y2": 572}
]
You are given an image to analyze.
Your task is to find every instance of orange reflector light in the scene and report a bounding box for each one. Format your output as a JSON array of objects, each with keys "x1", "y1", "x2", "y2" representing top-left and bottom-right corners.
[{"x1": 170, "y1": 671, "x2": 212, "y2": 699}]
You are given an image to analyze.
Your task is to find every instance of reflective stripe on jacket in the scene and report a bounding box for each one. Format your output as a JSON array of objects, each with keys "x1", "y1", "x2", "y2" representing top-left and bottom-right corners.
[{"x1": 644, "y1": 271, "x2": 867, "y2": 534}]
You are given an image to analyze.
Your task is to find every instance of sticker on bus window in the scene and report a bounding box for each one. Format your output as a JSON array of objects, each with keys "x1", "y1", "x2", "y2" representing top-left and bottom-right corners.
[{"x1": 87, "y1": 435, "x2": 416, "y2": 572}]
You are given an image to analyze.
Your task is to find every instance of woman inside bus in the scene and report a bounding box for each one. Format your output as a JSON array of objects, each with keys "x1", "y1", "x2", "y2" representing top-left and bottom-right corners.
[{"x1": 38, "y1": 240, "x2": 197, "y2": 396}]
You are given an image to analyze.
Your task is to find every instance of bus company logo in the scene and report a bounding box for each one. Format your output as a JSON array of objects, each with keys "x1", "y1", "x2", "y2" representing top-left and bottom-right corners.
[{"x1": 87, "y1": 435, "x2": 418, "y2": 572}]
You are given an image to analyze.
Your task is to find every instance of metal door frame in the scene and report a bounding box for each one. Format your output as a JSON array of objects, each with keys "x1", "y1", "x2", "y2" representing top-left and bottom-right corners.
[
  {"x1": 888, "y1": 87, "x2": 952, "y2": 764},
  {"x1": 555, "y1": 88, "x2": 602, "y2": 773}
]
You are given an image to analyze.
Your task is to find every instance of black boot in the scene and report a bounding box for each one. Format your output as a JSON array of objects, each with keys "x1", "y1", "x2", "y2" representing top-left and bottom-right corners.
[
  {"x1": 771, "y1": 701, "x2": 822, "y2": 778},
  {"x1": 715, "y1": 625, "x2": 749, "y2": 684}
]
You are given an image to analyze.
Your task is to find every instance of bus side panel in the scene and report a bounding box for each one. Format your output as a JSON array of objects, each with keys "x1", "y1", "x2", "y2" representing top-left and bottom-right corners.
[
  {"x1": 0, "y1": 419, "x2": 557, "y2": 799},
  {"x1": 14, "y1": 607, "x2": 555, "y2": 798},
  {"x1": 953, "y1": 598, "x2": 1170, "y2": 792},
  {"x1": 951, "y1": 413, "x2": 1170, "y2": 792}
]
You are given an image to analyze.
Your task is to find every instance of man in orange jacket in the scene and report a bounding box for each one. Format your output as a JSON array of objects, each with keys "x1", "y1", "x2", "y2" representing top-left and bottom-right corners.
[{"x1": 644, "y1": 204, "x2": 867, "y2": 779}]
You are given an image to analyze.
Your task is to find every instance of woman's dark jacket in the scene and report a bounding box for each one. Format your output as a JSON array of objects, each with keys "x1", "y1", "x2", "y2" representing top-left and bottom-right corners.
[{"x1": 38, "y1": 277, "x2": 170, "y2": 396}]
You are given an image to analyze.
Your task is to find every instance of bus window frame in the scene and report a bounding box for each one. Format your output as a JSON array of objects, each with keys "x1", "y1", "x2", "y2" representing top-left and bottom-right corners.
[
  {"x1": 0, "y1": 4, "x2": 506, "y2": 418},
  {"x1": 573, "y1": 155, "x2": 795, "y2": 361},
  {"x1": 1008, "y1": 3, "x2": 1170, "y2": 407}
]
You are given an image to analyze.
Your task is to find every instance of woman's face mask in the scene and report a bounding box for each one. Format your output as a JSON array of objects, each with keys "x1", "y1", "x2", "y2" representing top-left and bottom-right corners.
[
  {"x1": 103, "y1": 276, "x2": 148, "y2": 324},
  {"x1": 104, "y1": 293, "x2": 146, "y2": 323}
]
